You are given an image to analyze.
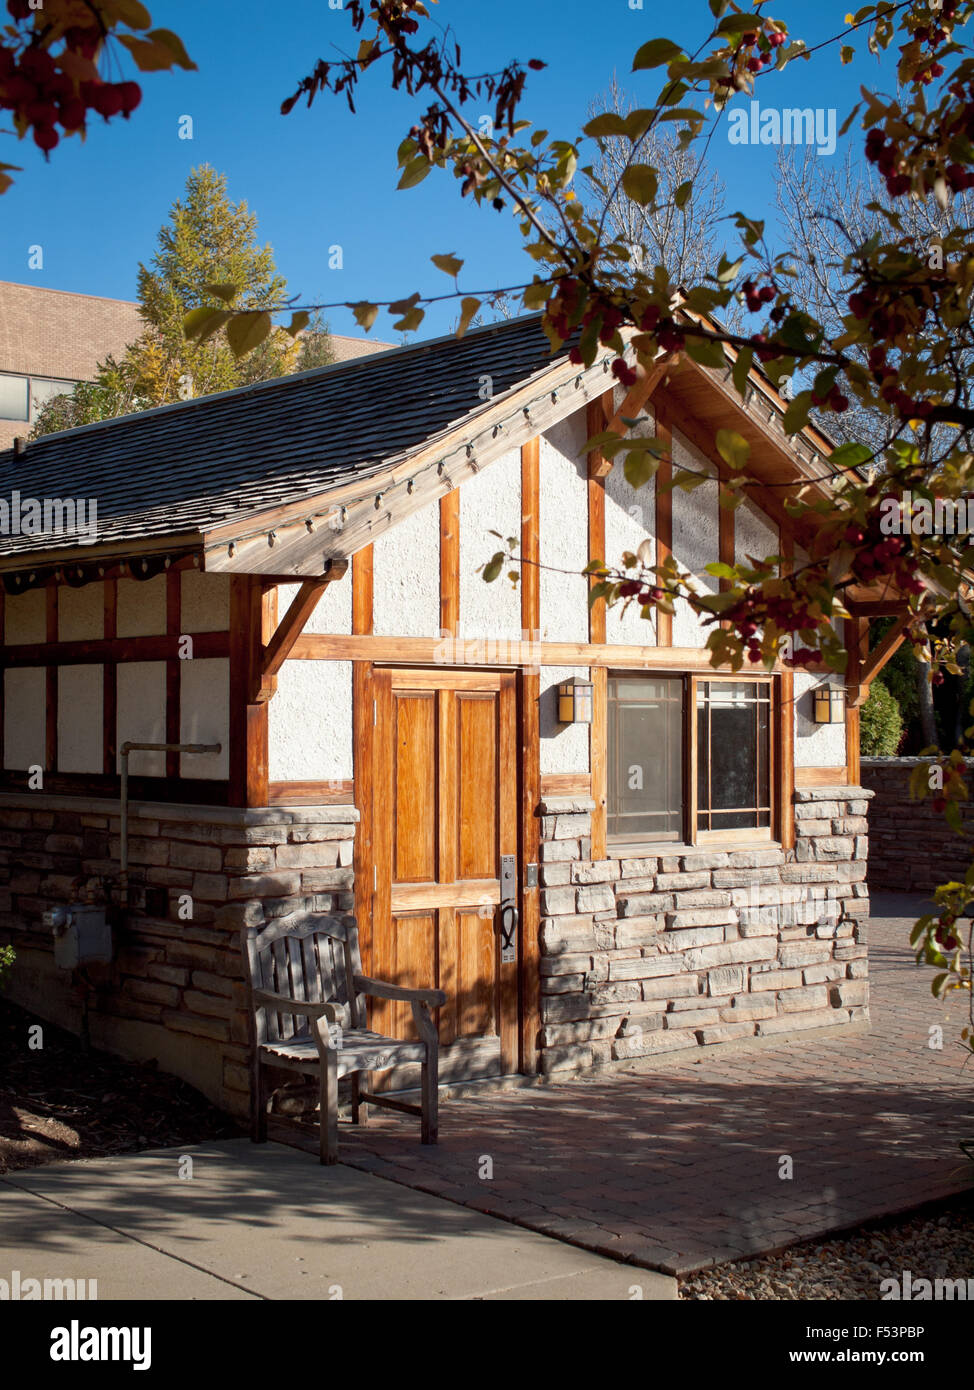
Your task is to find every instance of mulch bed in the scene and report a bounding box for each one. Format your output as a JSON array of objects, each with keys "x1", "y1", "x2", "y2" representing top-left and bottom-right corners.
[{"x1": 0, "y1": 997, "x2": 241, "y2": 1173}]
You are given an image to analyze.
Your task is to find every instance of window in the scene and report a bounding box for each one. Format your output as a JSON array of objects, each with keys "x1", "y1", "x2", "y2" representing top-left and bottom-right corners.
[
  {"x1": 0, "y1": 374, "x2": 29, "y2": 422},
  {"x1": 696, "y1": 680, "x2": 771, "y2": 833},
  {"x1": 607, "y1": 677, "x2": 683, "y2": 841},
  {"x1": 607, "y1": 674, "x2": 774, "y2": 845},
  {"x1": 0, "y1": 373, "x2": 76, "y2": 423},
  {"x1": 29, "y1": 377, "x2": 73, "y2": 421}
]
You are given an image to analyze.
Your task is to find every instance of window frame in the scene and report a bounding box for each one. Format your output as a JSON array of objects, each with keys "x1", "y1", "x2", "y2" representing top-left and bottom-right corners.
[{"x1": 605, "y1": 669, "x2": 778, "y2": 851}]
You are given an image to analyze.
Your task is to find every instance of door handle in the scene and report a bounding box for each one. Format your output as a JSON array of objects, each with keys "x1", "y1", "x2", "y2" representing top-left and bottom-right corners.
[{"x1": 499, "y1": 854, "x2": 517, "y2": 962}]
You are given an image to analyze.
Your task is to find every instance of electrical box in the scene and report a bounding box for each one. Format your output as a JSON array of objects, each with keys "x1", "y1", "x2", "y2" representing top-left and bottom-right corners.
[{"x1": 43, "y1": 905, "x2": 112, "y2": 970}]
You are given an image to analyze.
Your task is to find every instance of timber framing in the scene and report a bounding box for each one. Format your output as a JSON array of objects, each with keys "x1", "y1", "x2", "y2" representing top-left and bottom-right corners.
[{"x1": 253, "y1": 559, "x2": 348, "y2": 703}]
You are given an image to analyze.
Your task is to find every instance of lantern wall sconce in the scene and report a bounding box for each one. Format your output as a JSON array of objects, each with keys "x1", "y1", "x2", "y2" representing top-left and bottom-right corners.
[
  {"x1": 813, "y1": 685, "x2": 846, "y2": 724},
  {"x1": 558, "y1": 677, "x2": 594, "y2": 725}
]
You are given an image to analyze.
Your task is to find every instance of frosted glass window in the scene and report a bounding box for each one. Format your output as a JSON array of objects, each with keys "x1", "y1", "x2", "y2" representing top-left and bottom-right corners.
[{"x1": 0, "y1": 375, "x2": 28, "y2": 421}]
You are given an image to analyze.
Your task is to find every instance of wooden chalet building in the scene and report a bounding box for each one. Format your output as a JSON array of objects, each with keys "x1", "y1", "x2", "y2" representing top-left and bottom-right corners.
[{"x1": 0, "y1": 314, "x2": 907, "y2": 1114}]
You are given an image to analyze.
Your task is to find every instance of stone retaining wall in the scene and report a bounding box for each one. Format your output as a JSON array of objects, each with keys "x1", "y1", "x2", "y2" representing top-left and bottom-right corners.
[
  {"x1": 538, "y1": 787, "x2": 871, "y2": 1074},
  {"x1": 0, "y1": 793, "x2": 356, "y2": 1116},
  {"x1": 861, "y1": 757, "x2": 972, "y2": 893}
]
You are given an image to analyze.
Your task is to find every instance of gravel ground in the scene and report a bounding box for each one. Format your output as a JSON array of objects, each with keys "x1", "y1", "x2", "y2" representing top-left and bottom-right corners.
[{"x1": 680, "y1": 1193, "x2": 974, "y2": 1299}]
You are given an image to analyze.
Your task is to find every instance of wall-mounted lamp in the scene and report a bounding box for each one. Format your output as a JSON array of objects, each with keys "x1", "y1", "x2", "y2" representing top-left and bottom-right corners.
[
  {"x1": 813, "y1": 685, "x2": 845, "y2": 724},
  {"x1": 558, "y1": 677, "x2": 594, "y2": 725}
]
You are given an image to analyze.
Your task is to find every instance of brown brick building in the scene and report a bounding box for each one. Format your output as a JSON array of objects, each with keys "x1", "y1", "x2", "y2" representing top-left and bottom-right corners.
[
  {"x1": 0, "y1": 281, "x2": 143, "y2": 450},
  {"x1": 0, "y1": 279, "x2": 391, "y2": 450}
]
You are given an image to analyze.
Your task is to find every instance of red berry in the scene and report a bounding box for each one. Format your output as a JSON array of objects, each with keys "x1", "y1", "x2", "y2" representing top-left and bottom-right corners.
[
  {"x1": 33, "y1": 124, "x2": 58, "y2": 152},
  {"x1": 118, "y1": 81, "x2": 141, "y2": 116}
]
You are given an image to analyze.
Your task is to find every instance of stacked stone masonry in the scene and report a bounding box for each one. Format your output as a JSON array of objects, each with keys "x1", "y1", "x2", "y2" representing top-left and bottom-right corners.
[
  {"x1": 0, "y1": 793, "x2": 357, "y2": 1116},
  {"x1": 861, "y1": 757, "x2": 972, "y2": 893},
  {"x1": 538, "y1": 787, "x2": 872, "y2": 1075}
]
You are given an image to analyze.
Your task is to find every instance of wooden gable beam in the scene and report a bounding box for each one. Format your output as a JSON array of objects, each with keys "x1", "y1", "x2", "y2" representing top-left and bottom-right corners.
[
  {"x1": 253, "y1": 559, "x2": 348, "y2": 703},
  {"x1": 590, "y1": 356, "x2": 673, "y2": 478}
]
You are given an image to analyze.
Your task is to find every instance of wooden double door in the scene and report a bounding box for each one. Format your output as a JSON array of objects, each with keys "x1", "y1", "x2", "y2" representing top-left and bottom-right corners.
[{"x1": 371, "y1": 668, "x2": 519, "y2": 1080}]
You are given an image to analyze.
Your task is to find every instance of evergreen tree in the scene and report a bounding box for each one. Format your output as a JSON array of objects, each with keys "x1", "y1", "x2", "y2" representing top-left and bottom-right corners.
[{"x1": 32, "y1": 165, "x2": 328, "y2": 436}]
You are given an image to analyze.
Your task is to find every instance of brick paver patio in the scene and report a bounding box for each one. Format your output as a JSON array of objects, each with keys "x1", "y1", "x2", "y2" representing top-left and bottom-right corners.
[{"x1": 275, "y1": 892, "x2": 974, "y2": 1275}]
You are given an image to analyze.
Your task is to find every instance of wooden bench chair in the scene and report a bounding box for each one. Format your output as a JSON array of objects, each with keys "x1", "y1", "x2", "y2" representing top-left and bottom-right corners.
[{"x1": 243, "y1": 912, "x2": 447, "y2": 1164}]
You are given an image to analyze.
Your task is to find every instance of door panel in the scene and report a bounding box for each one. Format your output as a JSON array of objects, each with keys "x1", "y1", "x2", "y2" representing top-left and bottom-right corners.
[{"x1": 372, "y1": 669, "x2": 518, "y2": 1079}]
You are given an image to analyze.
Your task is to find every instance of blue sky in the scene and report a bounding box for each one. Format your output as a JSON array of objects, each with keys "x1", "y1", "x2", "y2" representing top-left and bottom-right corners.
[{"x1": 0, "y1": 2, "x2": 899, "y2": 341}]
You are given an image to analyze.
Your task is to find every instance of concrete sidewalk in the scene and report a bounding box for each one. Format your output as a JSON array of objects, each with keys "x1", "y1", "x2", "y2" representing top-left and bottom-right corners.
[{"x1": 0, "y1": 1139, "x2": 675, "y2": 1300}]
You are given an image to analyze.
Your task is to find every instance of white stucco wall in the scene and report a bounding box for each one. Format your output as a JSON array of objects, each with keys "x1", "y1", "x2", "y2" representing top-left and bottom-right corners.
[
  {"x1": 3, "y1": 667, "x2": 46, "y2": 770},
  {"x1": 539, "y1": 411, "x2": 589, "y2": 645},
  {"x1": 540, "y1": 666, "x2": 591, "y2": 775},
  {"x1": 58, "y1": 665, "x2": 104, "y2": 773},
  {"x1": 794, "y1": 670, "x2": 847, "y2": 766},
  {"x1": 604, "y1": 405, "x2": 657, "y2": 647},
  {"x1": 373, "y1": 496, "x2": 440, "y2": 638},
  {"x1": 181, "y1": 571, "x2": 230, "y2": 633},
  {"x1": 459, "y1": 446, "x2": 522, "y2": 644},
  {"x1": 735, "y1": 499, "x2": 778, "y2": 568},
  {"x1": 268, "y1": 660, "x2": 353, "y2": 783},
  {"x1": 116, "y1": 661, "x2": 167, "y2": 776},
  {"x1": 58, "y1": 583, "x2": 103, "y2": 641},
  {"x1": 4, "y1": 589, "x2": 46, "y2": 645},
  {"x1": 671, "y1": 428, "x2": 720, "y2": 648},
  {"x1": 179, "y1": 657, "x2": 230, "y2": 779},
  {"x1": 117, "y1": 575, "x2": 166, "y2": 637}
]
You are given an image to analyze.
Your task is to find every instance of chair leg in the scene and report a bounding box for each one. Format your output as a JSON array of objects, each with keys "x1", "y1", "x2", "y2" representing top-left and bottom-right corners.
[
  {"x1": 319, "y1": 1053, "x2": 339, "y2": 1165},
  {"x1": 421, "y1": 1043, "x2": 439, "y2": 1145},
  {"x1": 251, "y1": 1060, "x2": 267, "y2": 1144},
  {"x1": 351, "y1": 1070, "x2": 369, "y2": 1126}
]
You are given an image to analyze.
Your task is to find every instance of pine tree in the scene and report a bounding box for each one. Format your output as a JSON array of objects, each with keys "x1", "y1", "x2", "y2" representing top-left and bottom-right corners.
[{"x1": 32, "y1": 165, "x2": 328, "y2": 436}]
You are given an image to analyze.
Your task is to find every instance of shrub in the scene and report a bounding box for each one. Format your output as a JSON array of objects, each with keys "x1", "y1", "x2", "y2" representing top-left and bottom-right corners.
[
  {"x1": 0, "y1": 944, "x2": 14, "y2": 990},
  {"x1": 860, "y1": 678, "x2": 904, "y2": 756}
]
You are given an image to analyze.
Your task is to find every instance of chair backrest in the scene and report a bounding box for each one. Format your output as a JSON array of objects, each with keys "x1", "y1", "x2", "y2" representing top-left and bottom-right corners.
[{"x1": 242, "y1": 913, "x2": 365, "y2": 1043}]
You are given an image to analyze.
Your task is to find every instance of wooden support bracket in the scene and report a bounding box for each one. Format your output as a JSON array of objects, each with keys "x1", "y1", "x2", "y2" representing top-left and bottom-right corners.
[
  {"x1": 589, "y1": 357, "x2": 672, "y2": 478},
  {"x1": 847, "y1": 612, "x2": 911, "y2": 708},
  {"x1": 253, "y1": 558, "x2": 348, "y2": 703}
]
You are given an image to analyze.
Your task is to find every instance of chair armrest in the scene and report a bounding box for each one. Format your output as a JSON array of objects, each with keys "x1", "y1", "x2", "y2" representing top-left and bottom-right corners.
[
  {"x1": 253, "y1": 991, "x2": 339, "y2": 1022},
  {"x1": 353, "y1": 974, "x2": 447, "y2": 1008}
]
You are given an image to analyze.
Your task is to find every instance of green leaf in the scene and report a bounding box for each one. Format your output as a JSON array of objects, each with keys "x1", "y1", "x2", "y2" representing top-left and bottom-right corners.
[
  {"x1": 203, "y1": 282, "x2": 239, "y2": 304},
  {"x1": 286, "y1": 310, "x2": 310, "y2": 337},
  {"x1": 715, "y1": 429, "x2": 750, "y2": 471},
  {"x1": 685, "y1": 337, "x2": 727, "y2": 370},
  {"x1": 226, "y1": 310, "x2": 272, "y2": 358},
  {"x1": 483, "y1": 553, "x2": 505, "y2": 583},
  {"x1": 674, "y1": 180, "x2": 692, "y2": 209},
  {"x1": 838, "y1": 103, "x2": 862, "y2": 138},
  {"x1": 783, "y1": 390, "x2": 813, "y2": 435},
  {"x1": 583, "y1": 113, "x2": 629, "y2": 139},
  {"x1": 352, "y1": 302, "x2": 379, "y2": 332},
  {"x1": 717, "y1": 14, "x2": 760, "y2": 34},
  {"x1": 431, "y1": 252, "x2": 464, "y2": 277},
  {"x1": 828, "y1": 441, "x2": 873, "y2": 471},
  {"x1": 148, "y1": 29, "x2": 196, "y2": 70},
  {"x1": 183, "y1": 306, "x2": 231, "y2": 344},
  {"x1": 398, "y1": 156, "x2": 432, "y2": 190},
  {"x1": 456, "y1": 297, "x2": 481, "y2": 337},
  {"x1": 732, "y1": 346, "x2": 753, "y2": 400},
  {"x1": 621, "y1": 163, "x2": 658, "y2": 206},
  {"x1": 108, "y1": 0, "x2": 152, "y2": 29},
  {"x1": 624, "y1": 449, "x2": 658, "y2": 490},
  {"x1": 632, "y1": 38, "x2": 683, "y2": 70}
]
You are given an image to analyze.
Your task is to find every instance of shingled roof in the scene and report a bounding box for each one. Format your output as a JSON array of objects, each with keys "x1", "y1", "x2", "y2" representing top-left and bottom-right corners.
[{"x1": 0, "y1": 314, "x2": 567, "y2": 562}]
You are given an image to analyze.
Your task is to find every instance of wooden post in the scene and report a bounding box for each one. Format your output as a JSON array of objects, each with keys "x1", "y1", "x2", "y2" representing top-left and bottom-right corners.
[
  {"x1": 165, "y1": 568, "x2": 181, "y2": 779},
  {"x1": 587, "y1": 399, "x2": 609, "y2": 862},
  {"x1": 352, "y1": 546, "x2": 375, "y2": 977},
  {"x1": 45, "y1": 583, "x2": 57, "y2": 772},
  {"x1": 439, "y1": 490, "x2": 460, "y2": 636},
  {"x1": 779, "y1": 535, "x2": 796, "y2": 851},
  {"x1": 103, "y1": 579, "x2": 117, "y2": 776},
  {"x1": 519, "y1": 438, "x2": 541, "y2": 1073},
  {"x1": 229, "y1": 575, "x2": 268, "y2": 807},
  {"x1": 655, "y1": 399, "x2": 673, "y2": 648}
]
